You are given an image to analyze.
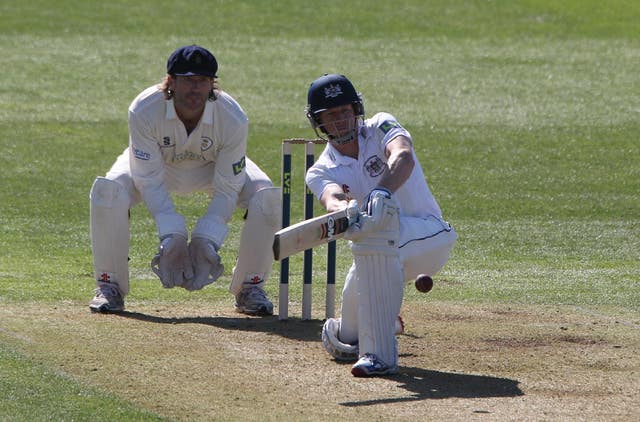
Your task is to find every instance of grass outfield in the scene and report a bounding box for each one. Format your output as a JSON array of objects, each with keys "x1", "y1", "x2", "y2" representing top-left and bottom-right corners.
[{"x1": 1, "y1": 0, "x2": 638, "y2": 420}]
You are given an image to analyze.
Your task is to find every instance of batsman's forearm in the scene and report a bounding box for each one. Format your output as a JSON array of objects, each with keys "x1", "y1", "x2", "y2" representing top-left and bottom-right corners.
[
  {"x1": 320, "y1": 188, "x2": 352, "y2": 213},
  {"x1": 379, "y1": 149, "x2": 414, "y2": 193}
]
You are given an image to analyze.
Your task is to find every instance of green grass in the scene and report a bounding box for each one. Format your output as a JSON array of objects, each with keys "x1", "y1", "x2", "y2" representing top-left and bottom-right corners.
[
  {"x1": 0, "y1": 343, "x2": 167, "y2": 421},
  {"x1": 0, "y1": 0, "x2": 638, "y2": 419}
]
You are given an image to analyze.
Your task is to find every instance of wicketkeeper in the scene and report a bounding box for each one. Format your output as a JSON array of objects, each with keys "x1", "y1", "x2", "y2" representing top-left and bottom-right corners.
[
  {"x1": 89, "y1": 45, "x2": 280, "y2": 315},
  {"x1": 304, "y1": 74, "x2": 457, "y2": 376}
]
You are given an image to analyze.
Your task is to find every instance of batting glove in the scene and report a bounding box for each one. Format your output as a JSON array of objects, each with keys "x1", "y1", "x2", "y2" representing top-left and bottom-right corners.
[
  {"x1": 185, "y1": 237, "x2": 224, "y2": 291},
  {"x1": 365, "y1": 188, "x2": 398, "y2": 230},
  {"x1": 344, "y1": 200, "x2": 366, "y2": 241},
  {"x1": 364, "y1": 188, "x2": 391, "y2": 215},
  {"x1": 151, "y1": 234, "x2": 194, "y2": 288},
  {"x1": 345, "y1": 189, "x2": 398, "y2": 241}
]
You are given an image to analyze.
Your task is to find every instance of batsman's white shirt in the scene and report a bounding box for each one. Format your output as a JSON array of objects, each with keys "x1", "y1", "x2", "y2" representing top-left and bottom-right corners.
[
  {"x1": 306, "y1": 112, "x2": 442, "y2": 219},
  {"x1": 309, "y1": 113, "x2": 457, "y2": 355},
  {"x1": 127, "y1": 86, "x2": 248, "y2": 238}
]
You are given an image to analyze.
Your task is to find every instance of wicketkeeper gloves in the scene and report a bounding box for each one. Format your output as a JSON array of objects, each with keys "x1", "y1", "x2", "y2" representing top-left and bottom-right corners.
[
  {"x1": 151, "y1": 234, "x2": 194, "y2": 288},
  {"x1": 150, "y1": 235, "x2": 225, "y2": 291},
  {"x1": 186, "y1": 237, "x2": 224, "y2": 291}
]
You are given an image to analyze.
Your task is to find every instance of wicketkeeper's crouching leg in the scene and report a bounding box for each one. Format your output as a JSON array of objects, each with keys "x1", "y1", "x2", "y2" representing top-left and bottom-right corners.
[
  {"x1": 89, "y1": 177, "x2": 132, "y2": 312},
  {"x1": 229, "y1": 186, "x2": 281, "y2": 315}
]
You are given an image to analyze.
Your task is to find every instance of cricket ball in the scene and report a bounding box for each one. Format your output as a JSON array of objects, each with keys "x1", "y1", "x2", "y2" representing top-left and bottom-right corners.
[{"x1": 415, "y1": 274, "x2": 433, "y2": 293}]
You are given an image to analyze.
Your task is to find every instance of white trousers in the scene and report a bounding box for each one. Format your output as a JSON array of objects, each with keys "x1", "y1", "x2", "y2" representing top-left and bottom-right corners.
[
  {"x1": 91, "y1": 150, "x2": 274, "y2": 296},
  {"x1": 339, "y1": 216, "x2": 457, "y2": 344},
  {"x1": 104, "y1": 149, "x2": 273, "y2": 209}
]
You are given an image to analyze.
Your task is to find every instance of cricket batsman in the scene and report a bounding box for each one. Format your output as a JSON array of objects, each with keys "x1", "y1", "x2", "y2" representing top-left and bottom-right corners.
[
  {"x1": 89, "y1": 45, "x2": 280, "y2": 315},
  {"x1": 304, "y1": 74, "x2": 457, "y2": 376}
]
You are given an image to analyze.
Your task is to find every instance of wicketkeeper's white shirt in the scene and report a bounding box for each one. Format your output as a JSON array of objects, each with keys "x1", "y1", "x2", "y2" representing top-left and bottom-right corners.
[
  {"x1": 306, "y1": 112, "x2": 443, "y2": 219},
  {"x1": 127, "y1": 86, "x2": 248, "y2": 238}
]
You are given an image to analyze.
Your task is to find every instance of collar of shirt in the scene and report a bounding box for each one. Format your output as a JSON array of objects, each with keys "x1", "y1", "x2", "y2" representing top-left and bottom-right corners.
[
  {"x1": 323, "y1": 124, "x2": 367, "y2": 167},
  {"x1": 325, "y1": 141, "x2": 358, "y2": 168}
]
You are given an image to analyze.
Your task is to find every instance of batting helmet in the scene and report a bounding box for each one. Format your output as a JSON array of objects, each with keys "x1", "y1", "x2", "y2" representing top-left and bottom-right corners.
[{"x1": 305, "y1": 74, "x2": 364, "y2": 144}]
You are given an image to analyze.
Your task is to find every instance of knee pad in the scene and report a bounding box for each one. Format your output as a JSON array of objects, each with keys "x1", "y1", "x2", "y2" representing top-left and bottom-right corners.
[
  {"x1": 248, "y1": 187, "x2": 281, "y2": 228},
  {"x1": 91, "y1": 177, "x2": 129, "y2": 209}
]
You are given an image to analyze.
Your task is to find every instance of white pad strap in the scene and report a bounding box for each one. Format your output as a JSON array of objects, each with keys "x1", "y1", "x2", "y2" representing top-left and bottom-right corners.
[
  {"x1": 90, "y1": 177, "x2": 130, "y2": 296},
  {"x1": 229, "y1": 187, "x2": 281, "y2": 295}
]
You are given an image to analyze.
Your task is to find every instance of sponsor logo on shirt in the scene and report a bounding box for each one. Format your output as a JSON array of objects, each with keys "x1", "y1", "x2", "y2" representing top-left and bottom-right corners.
[
  {"x1": 133, "y1": 148, "x2": 151, "y2": 160},
  {"x1": 173, "y1": 152, "x2": 205, "y2": 162},
  {"x1": 378, "y1": 120, "x2": 402, "y2": 134},
  {"x1": 162, "y1": 136, "x2": 172, "y2": 146},
  {"x1": 232, "y1": 156, "x2": 246, "y2": 175},
  {"x1": 364, "y1": 155, "x2": 385, "y2": 177}
]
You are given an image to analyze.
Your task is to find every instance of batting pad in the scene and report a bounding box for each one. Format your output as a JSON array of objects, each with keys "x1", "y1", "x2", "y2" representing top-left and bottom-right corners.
[
  {"x1": 338, "y1": 263, "x2": 359, "y2": 345},
  {"x1": 351, "y1": 245, "x2": 403, "y2": 368},
  {"x1": 90, "y1": 177, "x2": 131, "y2": 295},
  {"x1": 321, "y1": 318, "x2": 358, "y2": 361},
  {"x1": 229, "y1": 187, "x2": 281, "y2": 295}
]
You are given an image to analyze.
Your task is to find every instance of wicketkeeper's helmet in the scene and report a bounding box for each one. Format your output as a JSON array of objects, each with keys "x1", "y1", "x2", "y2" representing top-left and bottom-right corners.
[{"x1": 305, "y1": 74, "x2": 364, "y2": 144}]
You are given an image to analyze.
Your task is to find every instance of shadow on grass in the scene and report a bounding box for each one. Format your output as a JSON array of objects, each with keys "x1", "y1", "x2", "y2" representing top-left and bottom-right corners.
[
  {"x1": 113, "y1": 310, "x2": 324, "y2": 341},
  {"x1": 340, "y1": 367, "x2": 523, "y2": 406}
]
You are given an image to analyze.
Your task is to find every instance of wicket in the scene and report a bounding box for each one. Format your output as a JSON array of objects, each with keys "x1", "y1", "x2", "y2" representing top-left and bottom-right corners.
[{"x1": 279, "y1": 138, "x2": 337, "y2": 321}]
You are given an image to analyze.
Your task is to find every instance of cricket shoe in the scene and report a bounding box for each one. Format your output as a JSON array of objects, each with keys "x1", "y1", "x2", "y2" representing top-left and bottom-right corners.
[
  {"x1": 351, "y1": 353, "x2": 398, "y2": 377},
  {"x1": 89, "y1": 284, "x2": 124, "y2": 313},
  {"x1": 235, "y1": 284, "x2": 274, "y2": 316}
]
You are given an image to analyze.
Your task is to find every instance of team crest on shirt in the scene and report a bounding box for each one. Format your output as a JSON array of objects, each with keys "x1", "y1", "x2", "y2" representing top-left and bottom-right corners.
[
  {"x1": 162, "y1": 136, "x2": 172, "y2": 146},
  {"x1": 378, "y1": 120, "x2": 402, "y2": 134},
  {"x1": 201, "y1": 136, "x2": 213, "y2": 151},
  {"x1": 324, "y1": 84, "x2": 343, "y2": 98},
  {"x1": 364, "y1": 155, "x2": 385, "y2": 177},
  {"x1": 232, "y1": 156, "x2": 246, "y2": 175}
]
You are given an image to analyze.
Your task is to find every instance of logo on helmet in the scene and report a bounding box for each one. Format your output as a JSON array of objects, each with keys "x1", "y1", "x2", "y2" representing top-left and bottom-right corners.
[{"x1": 324, "y1": 84, "x2": 343, "y2": 99}]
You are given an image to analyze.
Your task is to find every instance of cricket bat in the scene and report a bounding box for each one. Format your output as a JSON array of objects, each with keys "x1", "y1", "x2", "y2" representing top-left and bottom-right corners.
[{"x1": 273, "y1": 208, "x2": 353, "y2": 261}]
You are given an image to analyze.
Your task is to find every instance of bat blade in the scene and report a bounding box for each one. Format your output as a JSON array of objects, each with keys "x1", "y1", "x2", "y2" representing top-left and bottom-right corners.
[{"x1": 273, "y1": 209, "x2": 351, "y2": 261}]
